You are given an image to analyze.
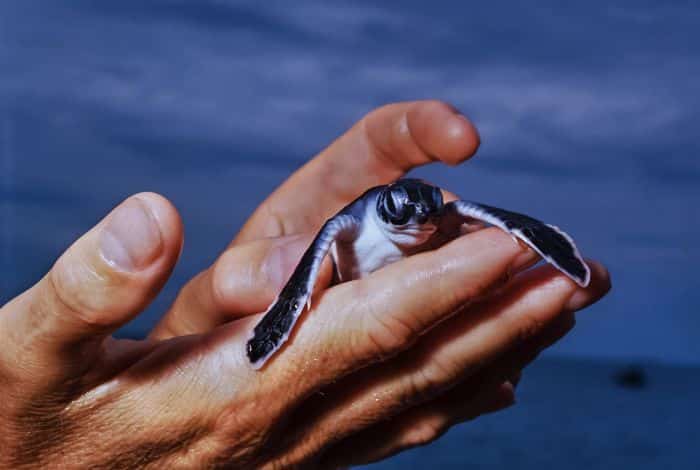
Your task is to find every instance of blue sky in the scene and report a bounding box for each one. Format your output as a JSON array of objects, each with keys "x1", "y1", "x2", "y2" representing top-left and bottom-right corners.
[{"x1": 1, "y1": 1, "x2": 698, "y2": 364}]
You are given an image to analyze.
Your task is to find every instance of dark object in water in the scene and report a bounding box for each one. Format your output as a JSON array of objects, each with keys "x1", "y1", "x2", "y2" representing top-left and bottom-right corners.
[{"x1": 614, "y1": 365, "x2": 647, "y2": 389}]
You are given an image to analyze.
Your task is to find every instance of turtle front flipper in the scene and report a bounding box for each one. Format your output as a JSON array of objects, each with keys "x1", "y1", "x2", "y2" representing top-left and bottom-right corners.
[
  {"x1": 443, "y1": 200, "x2": 590, "y2": 287},
  {"x1": 247, "y1": 214, "x2": 361, "y2": 369}
]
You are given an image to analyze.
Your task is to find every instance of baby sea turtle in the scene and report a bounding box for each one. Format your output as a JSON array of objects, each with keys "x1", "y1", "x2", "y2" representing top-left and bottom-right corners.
[{"x1": 247, "y1": 178, "x2": 590, "y2": 369}]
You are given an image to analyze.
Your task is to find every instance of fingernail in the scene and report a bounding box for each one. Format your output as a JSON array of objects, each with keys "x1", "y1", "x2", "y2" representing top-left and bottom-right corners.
[
  {"x1": 264, "y1": 234, "x2": 312, "y2": 290},
  {"x1": 564, "y1": 289, "x2": 591, "y2": 312},
  {"x1": 100, "y1": 197, "x2": 164, "y2": 272},
  {"x1": 446, "y1": 113, "x2": 470, "y2": 140}
]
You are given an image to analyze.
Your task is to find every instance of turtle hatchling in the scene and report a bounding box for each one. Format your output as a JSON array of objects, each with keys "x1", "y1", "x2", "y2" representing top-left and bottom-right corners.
[{"x1": 247, "y1": 178, "x2": 590, "y2": 369}]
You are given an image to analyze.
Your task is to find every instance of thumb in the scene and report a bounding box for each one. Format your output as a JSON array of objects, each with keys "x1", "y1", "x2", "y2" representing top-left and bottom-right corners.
[
  {"x1": 149, "y1": 233, "x2": 332, "y2": 340},
  {"x1": 0, "y1": 193, "x2": 183, "y2": 382}
]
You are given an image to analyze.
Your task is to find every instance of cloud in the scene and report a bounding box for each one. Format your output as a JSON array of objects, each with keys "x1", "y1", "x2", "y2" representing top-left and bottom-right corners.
[
  {"x1": 3, "y1": 0, "x2": 698, "y2": 229},
  {"x1": 4, "y1": 0, "x2": 698, "y2": 178}
]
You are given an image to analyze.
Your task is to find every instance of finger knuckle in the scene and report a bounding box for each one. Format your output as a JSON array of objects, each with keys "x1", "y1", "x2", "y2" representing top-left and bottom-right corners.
[
  {"x1": 406, "y1": 358, "x2": 457, "y2": 405},
  {"x1": 46, "y1": 259, "x2": 120, "y2": 328},
  {"x1": 209, "y1": 260, "x2": 232, "y2": 311},
  {"x1": 362, "y1": 304, "x2": 418, "y2": 360},
  {"x1": 272, "y1": 432, "x2": 329, "y2": 470}
]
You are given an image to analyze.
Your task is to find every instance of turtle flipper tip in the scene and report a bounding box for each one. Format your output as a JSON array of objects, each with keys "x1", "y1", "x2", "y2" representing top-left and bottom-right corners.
[
  {"x1": 246, "y1": 334, "x2": 276, "y2": 370},
  {"x1": 573, "y1": 260, "x2": 592, "y2": 288}
]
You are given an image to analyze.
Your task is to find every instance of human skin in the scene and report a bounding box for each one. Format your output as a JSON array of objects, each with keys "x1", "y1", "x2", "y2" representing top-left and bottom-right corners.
[{"x1": 0, "y1": 101, "x2": 610, "y2": 468}]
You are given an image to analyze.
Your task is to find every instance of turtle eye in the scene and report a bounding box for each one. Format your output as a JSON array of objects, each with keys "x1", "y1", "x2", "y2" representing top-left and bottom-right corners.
[{"x1": 379, "y1": 189, "x2": 410, "y2": 225}]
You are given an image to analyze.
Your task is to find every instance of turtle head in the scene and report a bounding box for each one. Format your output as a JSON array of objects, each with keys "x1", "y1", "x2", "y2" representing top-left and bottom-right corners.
[{"x1": 376, "y1": 179, "x2": 443, "y2": 244}]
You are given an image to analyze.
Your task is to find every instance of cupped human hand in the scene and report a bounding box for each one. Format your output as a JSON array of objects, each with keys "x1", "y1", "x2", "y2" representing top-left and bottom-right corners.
[
  {"x1": 0, "y1": 192, "x2": 609, "y2": 468},
  {"x1": 0, "y1": 101, "x2": 611, "y2": 468}
]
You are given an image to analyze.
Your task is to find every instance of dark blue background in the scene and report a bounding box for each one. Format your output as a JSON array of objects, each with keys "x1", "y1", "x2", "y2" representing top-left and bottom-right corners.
[{"x1": 1, "y1": 1, "x2": 698, "y2": 467}]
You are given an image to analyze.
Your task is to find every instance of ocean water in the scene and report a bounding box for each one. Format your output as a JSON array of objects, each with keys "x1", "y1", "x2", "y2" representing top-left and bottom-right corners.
[
  {"x1": 1, "y1": 1, "x2": 699, "y2": 466},
  {"x1": 365, "y1": 357, "x2": 700, "y2": 469}
]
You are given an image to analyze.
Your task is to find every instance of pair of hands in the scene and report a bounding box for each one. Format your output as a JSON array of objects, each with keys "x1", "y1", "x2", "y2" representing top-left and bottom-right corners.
[{"x1": 0, "y1": 101, "x2": 610, "y2": 468}]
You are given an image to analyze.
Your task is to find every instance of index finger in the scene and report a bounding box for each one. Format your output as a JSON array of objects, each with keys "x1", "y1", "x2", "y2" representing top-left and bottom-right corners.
[{"x1": 233, "y1": 100, "x2": 479, "y2": 245}]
